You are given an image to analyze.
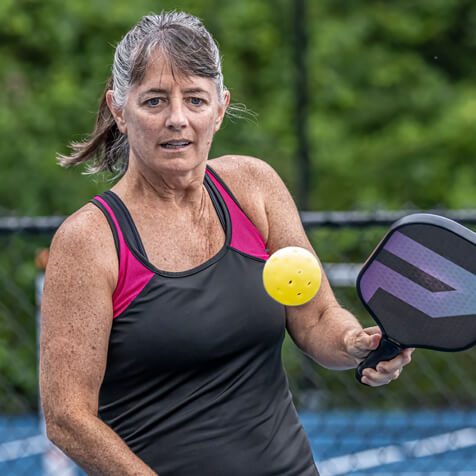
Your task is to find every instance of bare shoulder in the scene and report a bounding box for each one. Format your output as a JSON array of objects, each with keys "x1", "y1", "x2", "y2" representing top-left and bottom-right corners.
[
  {"x1": 210, "y1": 155, "x2": 307, "y2": 252},
  {"x1": 208, "y1": 155, "x2": 288, "y2": 242},
  {"x1": 209, "y1": 155, "x2": 280, "y2": 191},
  {"x1": 209, "y1": 155, "x2": 291, "y2": 205},
  {"x1": 51, "y1": 203, "x2": 111, "y2": 258},
  {"x1": 48, "y1": 202, "x2": 117, "y2": 290}
]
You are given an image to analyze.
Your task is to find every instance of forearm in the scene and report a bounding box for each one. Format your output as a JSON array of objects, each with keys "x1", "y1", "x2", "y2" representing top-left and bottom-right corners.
[
  {"x1": 46, "y1": 411, "x2": 157, "y2": 476},
  {"x1": 291, "y1": 304, "x2": 363, "y2": 370}
]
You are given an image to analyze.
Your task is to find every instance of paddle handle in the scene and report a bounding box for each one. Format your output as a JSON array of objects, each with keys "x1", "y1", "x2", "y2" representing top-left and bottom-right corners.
[{"x1": 355, "y1": 337, "x2": 403, "y2": 384}]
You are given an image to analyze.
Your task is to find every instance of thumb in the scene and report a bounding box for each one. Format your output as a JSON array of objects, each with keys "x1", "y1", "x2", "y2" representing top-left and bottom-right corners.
[
  {"x1": 346, "y1": 327, "x2": 381, "y2": 359},
  {"x1": 364, "y1": 326, "x2": 381, "y2": 350}
]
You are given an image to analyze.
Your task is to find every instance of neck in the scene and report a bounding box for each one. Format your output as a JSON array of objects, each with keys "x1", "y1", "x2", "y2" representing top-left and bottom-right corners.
[{"x1": 115, "y1": 159, "x2": 208, "y2": 211}]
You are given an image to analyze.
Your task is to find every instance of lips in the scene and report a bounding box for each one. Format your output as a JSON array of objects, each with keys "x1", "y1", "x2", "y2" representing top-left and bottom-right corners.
[{"x1": 160, "y1": 140, "x2": 192, "y2": 149}]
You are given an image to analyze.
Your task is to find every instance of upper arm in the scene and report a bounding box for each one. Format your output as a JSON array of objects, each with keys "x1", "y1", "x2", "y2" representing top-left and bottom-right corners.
[
  {"x1": 40, "y1": 205, "x2": 118, "y2": 422},
  {"x1": 237, "y1": 158, "x2": 341, "y2": 341}
]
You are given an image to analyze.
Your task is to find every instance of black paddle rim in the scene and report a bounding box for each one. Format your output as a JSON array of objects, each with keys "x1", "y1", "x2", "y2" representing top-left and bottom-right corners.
[{"x1": 356, "y1": 213, "x2": 476, "y2": 353}]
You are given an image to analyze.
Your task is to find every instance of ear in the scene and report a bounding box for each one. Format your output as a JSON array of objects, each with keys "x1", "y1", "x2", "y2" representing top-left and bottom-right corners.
[
  {"x1": 106, "y1": 90, "x2": 127, "y2": 134},
  {"x1": 214, "y1": 90, "x2": 231, "y2": 132}
]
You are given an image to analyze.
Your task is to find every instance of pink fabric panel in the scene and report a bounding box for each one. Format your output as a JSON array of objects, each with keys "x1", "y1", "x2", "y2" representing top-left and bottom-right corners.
[
  {"x1": 95, "y1": 196, "x2": 154, "y2": 318},
  {"x1": 206, "y1": 170, "x2": 269, "y2": 260}
]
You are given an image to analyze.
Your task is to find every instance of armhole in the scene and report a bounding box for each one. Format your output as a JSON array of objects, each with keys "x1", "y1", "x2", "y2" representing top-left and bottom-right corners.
[
  {"x1": 206, "y1": 164, "x2": 257, "y2": 226},
  {"x1": 206, "y1": 164, "x2": 269, "y2": 260},
  {"x1": 90, "y1": 195, "x2": 155, "y2": 319},
  {"x1": 90, "y1": 198, "x2": 120, "y2": 261}
]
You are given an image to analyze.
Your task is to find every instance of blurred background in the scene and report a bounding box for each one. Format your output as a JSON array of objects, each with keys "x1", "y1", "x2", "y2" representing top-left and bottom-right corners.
[{"x1": 1, "y1": 0, "x2": 476, "y2": 474}]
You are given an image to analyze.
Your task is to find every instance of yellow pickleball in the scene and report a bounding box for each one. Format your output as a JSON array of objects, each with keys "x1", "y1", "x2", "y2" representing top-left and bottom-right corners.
[{"x1": 263, "y1": 246, "x2": 322, "y2": 306}]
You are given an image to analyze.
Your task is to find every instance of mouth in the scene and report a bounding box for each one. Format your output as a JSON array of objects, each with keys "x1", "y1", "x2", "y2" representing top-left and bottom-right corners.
[{"x1": 160, "y1": 140, "x2": 192, "y2": 150}]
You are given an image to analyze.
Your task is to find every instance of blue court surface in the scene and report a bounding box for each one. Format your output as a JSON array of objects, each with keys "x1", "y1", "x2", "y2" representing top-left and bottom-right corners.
[{"x1": 0, "y1": 411, "x2": 475, "y2": 475}]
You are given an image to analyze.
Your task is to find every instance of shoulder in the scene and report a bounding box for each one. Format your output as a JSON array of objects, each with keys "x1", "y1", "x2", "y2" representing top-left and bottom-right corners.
[
  {"x1": 48, "y1": 202, "x2": 117, "y2": 289},
  {"x1": 210, "y1": 155, "x2": 307, "y2": 254},
  {"x1": 208, "y1": 155, "x2": 280, "y2": 189},
  {"x1": 208, "y1": 155, "x2": 290, "y2": 207},
  {"x1": 208, "y1": 156, "x2": 288, "y2": 242},
  {"x1": 51, "y1": 203, "x2": 110, "y2": 252},
  {"x1": 209, "y1": 155, "x2": 294, "y2": 211}
]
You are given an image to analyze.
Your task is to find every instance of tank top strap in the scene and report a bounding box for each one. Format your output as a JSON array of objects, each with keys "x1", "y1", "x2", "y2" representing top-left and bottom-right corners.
[
  {"x1": 205, "y1": 165, "x2": 269, "y2": 260},
  {"x1": 90, "y1": 192, "x2": 154, "y2": 319},
  {"x1": 204, "y1": 172, "x2": 227, "y2": 233},
  {"x1": 90, "y1": 193, "x2": 121, "y2": 260},
  {"x1": 103, "y1": 191, "x2": 148, "y2": 257}
]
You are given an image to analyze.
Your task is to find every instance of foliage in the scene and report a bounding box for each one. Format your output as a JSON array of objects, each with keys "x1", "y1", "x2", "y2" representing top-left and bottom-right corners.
[
  {"x1": 306, "y1": 0, "x2": 476, "y2": 210},
  {"x1": 2, "y1": 0, "x2": 476, "y2": 213},
  {"x1": 1, "y1": 0, "x2": 476, "y2": 411}
]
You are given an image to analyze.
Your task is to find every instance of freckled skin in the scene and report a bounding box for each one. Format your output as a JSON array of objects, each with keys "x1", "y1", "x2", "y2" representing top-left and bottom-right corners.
[{"x1": 40, "y1": 52, "x2": 413, "y2": 475}]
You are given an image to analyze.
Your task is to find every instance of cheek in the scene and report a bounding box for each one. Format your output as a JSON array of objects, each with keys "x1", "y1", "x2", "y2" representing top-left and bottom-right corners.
[
  {"x1": 204, "y1": 126, "x2": 216, "y2": 147},
  {"x1": 129, "y1": 115, "x2": 161, "y2": 144},
  {"x1": 197, "y1": 115, "x2": 218, "y2": 143}
]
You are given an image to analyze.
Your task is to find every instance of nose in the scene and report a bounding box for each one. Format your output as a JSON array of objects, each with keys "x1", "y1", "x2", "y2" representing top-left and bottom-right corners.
[{"x1": 165, "y1": 98, "x2": 188, "y2": 130}]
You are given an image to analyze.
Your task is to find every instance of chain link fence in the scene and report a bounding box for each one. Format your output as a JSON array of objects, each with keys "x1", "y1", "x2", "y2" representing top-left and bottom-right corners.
[{"x1": 0, "y1": 212, "x2": 475, "y2": 475}]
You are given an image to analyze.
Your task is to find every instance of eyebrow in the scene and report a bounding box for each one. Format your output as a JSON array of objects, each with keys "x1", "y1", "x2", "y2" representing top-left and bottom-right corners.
[
  {"x1": 182, "y1": 88, "x2": 210, "y2": 96},
  {"x1": 139, "y1": 87, "x2": 211, "y2": 100}
]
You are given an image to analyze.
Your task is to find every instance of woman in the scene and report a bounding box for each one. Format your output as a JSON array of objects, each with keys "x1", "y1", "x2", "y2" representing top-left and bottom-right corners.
[{"x1": 40, "y1": 11, "x2": 413, "y2": 476}]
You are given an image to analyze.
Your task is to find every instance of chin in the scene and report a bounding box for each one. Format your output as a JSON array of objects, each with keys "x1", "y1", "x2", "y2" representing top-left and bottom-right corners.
[{"x1": 154, "y1": 155, "x2": 205, "y2": 174}]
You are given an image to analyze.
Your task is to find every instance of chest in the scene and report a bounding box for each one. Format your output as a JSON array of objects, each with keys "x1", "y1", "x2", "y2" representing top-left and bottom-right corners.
[
  {"x1": 106, "y1": 252, "x2": 286, "y2": 374},
  {"x1": 132, "y1": 202, "x2": 225, "y2": 273}
]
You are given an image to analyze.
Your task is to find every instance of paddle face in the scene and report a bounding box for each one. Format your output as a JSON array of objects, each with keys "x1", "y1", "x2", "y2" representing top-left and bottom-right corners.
[
  {"x1": 357, "y1": 213, "x2": 476, "y2": 353},
  {"x1": 355, "y1": 213, "x2": 476, "y2": 384}
]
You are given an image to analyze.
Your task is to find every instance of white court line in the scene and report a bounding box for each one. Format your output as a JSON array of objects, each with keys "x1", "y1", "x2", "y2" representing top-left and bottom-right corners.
[
  {"x1": 0, "y1": 435, "x2": 48, "y2": 462},
  {"x1": 1, "y1": 428, "x2": 476, "y2": 473},
  {"x1": 318, "y1": 427, "x2": 476, "y2": 476}
]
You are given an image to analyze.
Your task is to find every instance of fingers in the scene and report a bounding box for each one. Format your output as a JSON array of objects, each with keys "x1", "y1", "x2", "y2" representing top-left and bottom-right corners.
[
  {"x1": 360, "y1": 348, "x2": 415, "y2": 387},
  {"x1": 361, "y1": 367, "x2": 400, "y2": 386}
]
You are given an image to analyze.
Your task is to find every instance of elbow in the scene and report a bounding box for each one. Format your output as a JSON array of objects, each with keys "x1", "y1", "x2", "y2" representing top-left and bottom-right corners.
[
  {"x1": 44, "y1": 417, "x2": 64, "y2": 447},
  {"x1": 42, "y1": 403, "x2": 85, "y2": 448},
  {"x1": 43, "y1": 403, "x2": 71, "y2": 445},
  {"x1": 43, "y1": 407, "x2": 72, "y2": 451}
]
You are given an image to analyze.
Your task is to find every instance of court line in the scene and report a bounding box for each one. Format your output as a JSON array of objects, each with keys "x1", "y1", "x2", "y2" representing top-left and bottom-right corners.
[
  {"x1": 318, "y1": 427, "x2": 476, "y2": 475},
  {"x1": 2, "y1": 428, "x2": 476, "y2": 473},
  {"x1": 0, "y1": 435, "x2": 48, "y2": 462}
]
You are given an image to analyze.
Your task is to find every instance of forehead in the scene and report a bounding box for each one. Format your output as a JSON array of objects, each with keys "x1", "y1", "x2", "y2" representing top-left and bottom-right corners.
[{"x1": 135, "y1": 50, "x2": 217, "y2": 95}]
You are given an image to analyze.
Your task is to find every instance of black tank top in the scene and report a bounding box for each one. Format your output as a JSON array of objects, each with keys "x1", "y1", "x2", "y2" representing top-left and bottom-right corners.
[{"x1": 91, "y1": 166, "x2": 318, "y2": 476}]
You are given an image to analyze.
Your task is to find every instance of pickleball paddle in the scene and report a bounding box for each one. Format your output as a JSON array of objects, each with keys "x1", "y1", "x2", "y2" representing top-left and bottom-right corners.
[{"x1": 355, "y1": 213, "x2": 476, "y2": 383}]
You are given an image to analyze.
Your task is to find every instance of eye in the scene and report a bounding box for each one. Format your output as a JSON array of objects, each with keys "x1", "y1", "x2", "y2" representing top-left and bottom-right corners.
[
  {"x1": 189, "y1": 97, "x2": 204, "y2": 106},
  {"x1": 145, "y1": 97, "x2": 164, "y2": 107}
]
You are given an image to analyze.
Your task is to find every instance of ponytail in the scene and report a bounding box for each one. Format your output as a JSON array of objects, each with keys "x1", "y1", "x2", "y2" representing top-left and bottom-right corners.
[{"x1": 57, "y1": 76, "x2": 129, "y2": 176}]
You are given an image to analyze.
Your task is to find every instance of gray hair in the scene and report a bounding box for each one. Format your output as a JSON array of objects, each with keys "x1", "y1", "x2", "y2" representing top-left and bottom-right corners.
[
  {"x1": 58, "y1": 11, "x2": 228, "y2": 176},
  {"x1": 112, "y1": 12, "x2": 226, "y2": 108}
]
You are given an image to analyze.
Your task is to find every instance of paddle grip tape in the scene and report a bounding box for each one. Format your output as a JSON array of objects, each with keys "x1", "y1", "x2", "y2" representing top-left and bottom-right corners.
[{"x1": 355, "y1": 337, "x2": 403, "y2": 385}]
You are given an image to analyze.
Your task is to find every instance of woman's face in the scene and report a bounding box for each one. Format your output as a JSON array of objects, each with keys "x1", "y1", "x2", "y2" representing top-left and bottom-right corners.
[{"x1": 109, "y1": 51, "x2": 229, "y2": 176}]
